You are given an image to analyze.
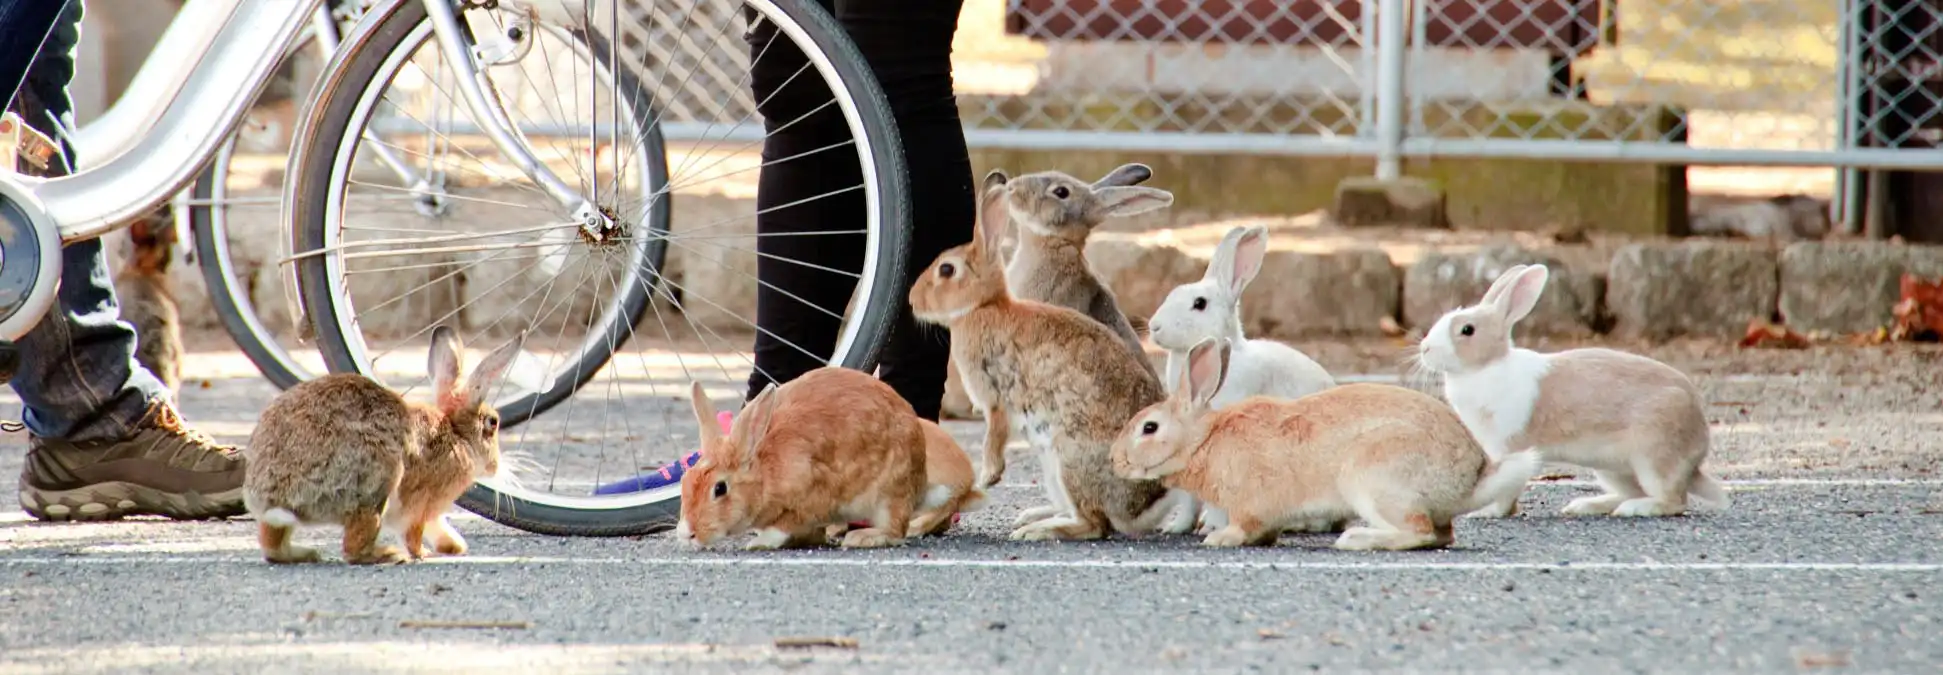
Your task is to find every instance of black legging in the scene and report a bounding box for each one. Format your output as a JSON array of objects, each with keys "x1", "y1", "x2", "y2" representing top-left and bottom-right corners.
[{"x1": 743, "y1": 0, "x2": 973, "y2": 421}]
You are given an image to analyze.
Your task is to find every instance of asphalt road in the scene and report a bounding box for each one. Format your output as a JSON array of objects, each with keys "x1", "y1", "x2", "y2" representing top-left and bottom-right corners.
[{"x1": 1, "y1": 348, "x2": 1941, "y2": 674}]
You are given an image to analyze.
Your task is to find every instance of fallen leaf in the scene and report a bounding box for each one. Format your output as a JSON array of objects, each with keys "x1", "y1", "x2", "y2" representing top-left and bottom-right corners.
[
  {"x1": 1891, "y1": 273, "x2": 1943, "y2": 342},
  {"x1": 1258, "y1": 629, "x2": 1285, "y2": 640},
  {"x1": 1792, "y1": 647, "x2": 1851, "y2": 668},
  {"x1": 1738, "y1": 319, "x2": 1811, "y2": 349},
  {"x1": 774, "y1": 636, "x2": 859, "y2": 649},
  {"x1": 1378, "y1": 316, "x2": 1405, "y2": 337},
  {"x1": 1829, "y1": 438, "x2": 1852, "y2": 449}
]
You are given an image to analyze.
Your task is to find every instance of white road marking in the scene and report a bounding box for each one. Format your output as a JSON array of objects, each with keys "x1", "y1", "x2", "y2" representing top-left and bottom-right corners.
[{"x1": 1, "y1": 555, "x2": 1940, "y2": 572}]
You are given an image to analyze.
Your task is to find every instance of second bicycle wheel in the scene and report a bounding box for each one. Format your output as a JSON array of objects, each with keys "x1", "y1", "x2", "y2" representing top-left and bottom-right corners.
[{"x1": 285, "y1": 0, "x2": 911, "y2": 535}]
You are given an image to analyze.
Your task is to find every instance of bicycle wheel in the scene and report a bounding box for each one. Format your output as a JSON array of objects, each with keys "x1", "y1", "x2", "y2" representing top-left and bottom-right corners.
[
  {"x1": 287, "y1": 0, "x2": 910, "y2": 536},
  {"x1": 189, "y1": 0, "x2": 367, "y2": 389}
]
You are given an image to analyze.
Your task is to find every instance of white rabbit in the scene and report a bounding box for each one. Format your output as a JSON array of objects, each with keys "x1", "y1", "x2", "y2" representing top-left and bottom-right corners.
[
  {"x1": 1417, "y1": 263, "x2": 1729, "y2": 519},
  {"x1": 1147, "y1": 224, "x2": 1339, "y2": 533}
]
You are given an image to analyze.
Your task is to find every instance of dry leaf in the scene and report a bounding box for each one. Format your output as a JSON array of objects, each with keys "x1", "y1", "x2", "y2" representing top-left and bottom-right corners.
[
  {"x1": 1739, "y1": 319, "x2": 1811, "y2": 350},
  {"x1": 1792, "y1": 647, "x2": 1851, "y2": 668},
  {"x1": 774, "y1": 637, "x2": 859, "y2": 649},
  {"x1": 1378, "y1": 316, "x2": 1405, "y2": 337},
  {"x1": 1891, "y1": 273, "x2": 1943, "y2": 342}
]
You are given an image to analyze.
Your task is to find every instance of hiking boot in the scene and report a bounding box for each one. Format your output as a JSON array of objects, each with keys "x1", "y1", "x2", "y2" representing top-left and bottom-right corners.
[{"x1": 18, "y1": 402, "x2": 247, "y2": 521}]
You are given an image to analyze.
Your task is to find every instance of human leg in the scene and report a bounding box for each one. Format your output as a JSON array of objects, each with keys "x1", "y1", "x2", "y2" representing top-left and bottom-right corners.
[{"x1": 7, "y1": 1, "x2": 246, "y2": 521}]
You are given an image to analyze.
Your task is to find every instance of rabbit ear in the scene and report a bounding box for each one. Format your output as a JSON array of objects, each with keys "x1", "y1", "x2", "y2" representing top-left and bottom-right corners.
[
  {"x1": 976, "y1": 186, "x2": 1011, "y2": 259},
  {"x1": 982, "y1": 169, "x2": 1010, "y2": 194},
  {"x1": 1091, "y1": 163, "x2": 1152, "y2": 188},
  {"x1": 1496, "y1": 264, "x2": 1550, "y2": 324},
  {"x1": 1092, "y1": 186, "x2": 1174, "y2": 219},
  {"x1": 429, "y1": 325, "x2": 465, "y2": 409},
  {"x1": 1480, "y1": 264, "x2": 1530, "y2": 306},
  {"x1": 736, "y1": 382, "x2": 782, "y2": 462},
  {"x1": 462, "y1": 330, "x2": 526, "y2": 408},
  {"x1": 1210, "y1": 225, "x2": 1268, "y2": 295},
  {"x1": 689, "y1": 381, "x2": 722, "y2": 445},
  {"x1": 1185, "y1": 337, "x2": 1231, "y2": 409}
]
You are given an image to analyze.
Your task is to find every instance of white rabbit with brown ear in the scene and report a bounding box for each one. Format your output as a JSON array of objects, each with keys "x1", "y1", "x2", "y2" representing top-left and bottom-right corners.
[
  {"x1": 995, "y1": 164, "x2": 1171, "y2": 379},
  {"x1": 1418, "y1": 264, "x2": 1729, "y2": 519},
  {"x1": 1147, "y1": 224, "x2": 1338, "y2": 533},
  {"x1": 1111, "y1": 337, "x2": 1539, "y2": 550},
  {"x1": 909, "y1": 180, "x2": 1197, "y2": 541},
  {"x1": 244, "y1": 326, "x2": 525, "y2": 565}
]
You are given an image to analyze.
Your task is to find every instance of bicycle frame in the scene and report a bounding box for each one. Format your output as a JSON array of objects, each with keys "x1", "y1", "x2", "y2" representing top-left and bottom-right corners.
[{"x1": 0, "y1": 0, "x2": 608, "y2": 341}]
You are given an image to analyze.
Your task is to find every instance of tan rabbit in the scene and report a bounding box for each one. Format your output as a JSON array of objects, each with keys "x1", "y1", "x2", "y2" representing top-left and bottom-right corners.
[
  {"x1": 909, "y1": 418, "x2": 987, "y2": 536},
  {"x1": 1418, "y1": 263, "x2": 1728, "y2": 518},
  {"x1": 909, "y1": 181, "x2": 1196, "y2": 541},
  {"x1": 1111, "y1": 337, "x2": 1540, "y2": 550},
  {"x1": 116, "y1": 209, "x2": 184, "y2": 394},
  {"x1": 828, "y1": 417, "x2": 989, "y2": 539},
  {"x1": 244, "y1": 326, "x2": 524, "y2": 565},
  {"x1": 992, "y1": 164, "x2": 1170, "y2": 379},
  {"x1": 674, "y1": 368, "x2": 928, "y2": 550}
]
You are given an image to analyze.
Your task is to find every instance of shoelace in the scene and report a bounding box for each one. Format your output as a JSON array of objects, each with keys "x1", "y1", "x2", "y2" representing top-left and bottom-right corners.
[{"x1": 147, "y1": 404, "x2": 242, "y2": 458}]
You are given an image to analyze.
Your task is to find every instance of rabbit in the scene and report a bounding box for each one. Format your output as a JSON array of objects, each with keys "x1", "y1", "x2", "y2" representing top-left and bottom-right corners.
[
  {"x1": 992, "y1": 164, "x2": 1171, "y2": 380},
  {"x1": 1110, "y1": 337, "x2": 1541, "y2": 550},
  {"x1": 1147, "y1": 224, "x2": 1339, "y2": 534},
  {"x1": 827, "y1": 417, "x2": 989, "y2": 539},
  {"x1": 1416, "y1": 263, "x2": 1729, "y2": 519},
  {"x1": 116, "y1": 209, "x2": 184, "y2": 394},
  {"x1": 673, "y1": 367, "x2": 929, "y2": 550},
  {"x1": 244, "y1": 326, "x2": 524, "y2": 565},
  {"x1": 908, "y1": 179, "x2": 1198, "y2": 541}
]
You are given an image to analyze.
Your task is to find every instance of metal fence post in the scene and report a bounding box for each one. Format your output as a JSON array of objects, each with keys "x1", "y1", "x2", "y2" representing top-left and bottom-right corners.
[{"x1": 1374, "y1": 0, "x2": 1408, "y2": 180}]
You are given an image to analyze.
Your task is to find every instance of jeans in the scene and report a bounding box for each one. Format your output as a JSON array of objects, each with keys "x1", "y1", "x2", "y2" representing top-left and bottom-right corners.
[
  {"x1": 742, "y1": 0, "x2": 975, "y2": 421},
  {"x1": 3, "y1": 0, "x2": 169, "y2": 443}
]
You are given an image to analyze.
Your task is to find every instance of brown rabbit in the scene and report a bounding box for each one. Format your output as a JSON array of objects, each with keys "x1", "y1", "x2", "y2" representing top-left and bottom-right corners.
[
  {"x1": 674, "y1": 368, "x2": 928, "y2": 550},
  {"x1": 116, "y1": 209, "x2": 184, "y2": 394},
  {"x1": 828, "y1": 417, "x2": 988, "y2": 539},
  {"x1": 992, "y1": 164, "x2": 1170, "y2": 379},
  {"x1": 909, "y1": 181, "x2": 1196, "y2": 541},
  {"x1": 1111, "y1": 337, "x2": 1540, "y2": 550},
  {"x1": 244, "y1": 326, "x2": 524, "y2": 564}
]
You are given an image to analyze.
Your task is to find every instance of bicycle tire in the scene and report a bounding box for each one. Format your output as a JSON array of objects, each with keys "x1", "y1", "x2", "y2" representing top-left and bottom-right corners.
[
  {"x1": 189, "y1": 141, "x2": 311, "y2": 390},
  {"x1": 288, "y1": 0, "x2": 912, "y2": 537}
]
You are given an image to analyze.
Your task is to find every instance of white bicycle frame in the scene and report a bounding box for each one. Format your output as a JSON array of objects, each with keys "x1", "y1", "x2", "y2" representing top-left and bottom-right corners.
[{"x1": 0, "y1": 0, "x2": 605, "y2": 340}]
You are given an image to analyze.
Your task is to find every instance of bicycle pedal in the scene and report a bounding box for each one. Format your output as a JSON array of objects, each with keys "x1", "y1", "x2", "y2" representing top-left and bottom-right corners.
[
  {"x1": 0, "y1": 112, "x2": 56, "y2": 173},
  {"x1": 0, "y1": 340, "x2": 18, "y2": 385}
]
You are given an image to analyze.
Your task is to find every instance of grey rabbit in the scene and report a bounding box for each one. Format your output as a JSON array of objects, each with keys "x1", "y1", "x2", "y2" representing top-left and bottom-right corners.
[{"x1": 990, "y1": 163, "x2": 1173, "y2": 379}]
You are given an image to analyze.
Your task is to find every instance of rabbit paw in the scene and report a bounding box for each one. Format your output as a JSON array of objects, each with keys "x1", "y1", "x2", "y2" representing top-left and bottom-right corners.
[
  {"x1": 1008, "y1": 517, "x2": 1099, "y2": 541},
  {"x1": 744, "y1": 527, "x2": 793, "y2": 550},
  {"x1": 839, "y1": 528, "x2": 904, "y2": 549},
  {"x1": 976, "y1": 465, "x2": 1005, "y2": 490},
  {"x1": 1202, "y1": 525, "x2": 1249, "y2": 548},
  {"x1": 1464, "y1": 500, "x2": 1521, "y2": 519},
  {"x1": 1562, "y1": 494, "x2": 1627, "y2": 516},
  {"x1": 1612, "y1": 498, "x2": 1683, "y2": 518},
  {"x1": 266, "y1": 545, "x2": 323, "y2": 564},
  {"x1": 1012, "y1": 504, "x2": 1062, "y2": 527},
  {"x1": 349, "y1": 546, "x2": 411, "y2": 565}
]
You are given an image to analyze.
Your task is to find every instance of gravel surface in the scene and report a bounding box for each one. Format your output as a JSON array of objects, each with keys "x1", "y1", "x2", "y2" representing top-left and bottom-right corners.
[{"x1": 1, "y1": 342, "x2": 1940, "y2": 673}]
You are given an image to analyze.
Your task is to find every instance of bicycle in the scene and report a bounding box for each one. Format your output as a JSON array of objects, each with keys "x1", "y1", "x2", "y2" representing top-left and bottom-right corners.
[{"x1": 0, "y1": 0, "x2": 913, "y2": 536}]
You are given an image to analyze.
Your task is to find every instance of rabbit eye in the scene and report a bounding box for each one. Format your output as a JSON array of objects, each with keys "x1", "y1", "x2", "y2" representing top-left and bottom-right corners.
[
  {"x1": 938, "y1": 262, "x2": 955, "y2": 279},
  {"x1": 712, "y1": 480, "x2": 728, "y2": 499},
  {"x1": 1459, "y1": 324, "x2": 1475, "y2": 337},
  {"x1": 1191, "y1": 297, "x2": 1207, "y2": 311},
  {"x1": 1052, "y1": 186, "x2": 1070, "y2": 200},
  {"x1": 483, "y1": 415, "x2": 500, "y2": 435},
  {"x1": 1141, "y1": 421, "x2": 1159, "y2": 435}
]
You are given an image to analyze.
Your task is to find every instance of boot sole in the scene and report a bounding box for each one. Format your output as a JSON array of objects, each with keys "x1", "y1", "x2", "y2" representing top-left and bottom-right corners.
[{"x1": 19, "y1": 482, "x2": 245, "y2": 522}]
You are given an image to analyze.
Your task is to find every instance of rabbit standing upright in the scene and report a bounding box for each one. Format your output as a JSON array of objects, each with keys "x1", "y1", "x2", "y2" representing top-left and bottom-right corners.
[
  {"x1": 1147, "y1": 224, "x2": 1340, "y2": 533},
  {"x1": 909, "y1": 180, "x2": 1196, "y2": 541},
  {"x1": 992, "y1": 164, "x2": 1172, "y2": 379},
  {"x1": 244, "y1": 326, "x2": 524, "y2": 565},
  {"x1": 1110, "y1": 337, "x2": 1539, "y2": 550},
  {"x1": 1418, "y1": 264, "x2": 1729, "y2": 518},
  {"x1": 116, "y1": 209, "x2": 184, "y2": 394}
]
